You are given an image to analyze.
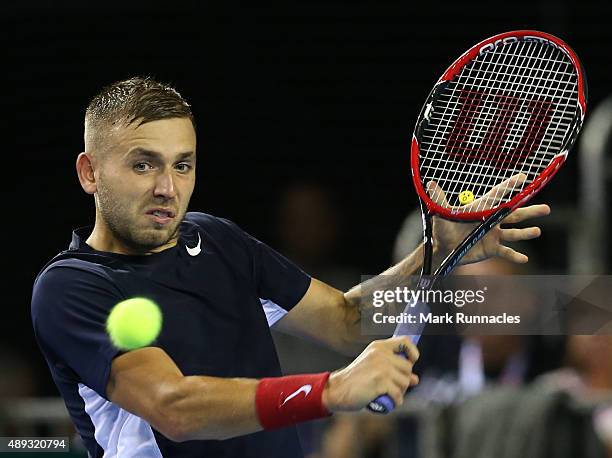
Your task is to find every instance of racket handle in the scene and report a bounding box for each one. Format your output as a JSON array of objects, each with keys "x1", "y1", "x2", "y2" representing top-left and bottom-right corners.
[
  {"x1": 367, "y1": 393, "x2": 397, "y2": 414},
  {"x1": 366, "y1": 333, "x2": 421, "y2": 414}
]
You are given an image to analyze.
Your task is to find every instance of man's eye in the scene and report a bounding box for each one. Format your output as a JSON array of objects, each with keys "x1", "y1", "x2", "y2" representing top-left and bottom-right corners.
[
  {"x1": 176, "y1": 163, "x2": 192, "y2": 172},
  {"x1": 134, "y1": 163, "x2": 151, "y2": 172}
]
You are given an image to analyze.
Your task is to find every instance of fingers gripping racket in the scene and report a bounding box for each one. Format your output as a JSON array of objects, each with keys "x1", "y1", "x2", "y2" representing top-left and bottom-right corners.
[{"x1": 367, "y1": 30, "x2": 587, "y2": 414}]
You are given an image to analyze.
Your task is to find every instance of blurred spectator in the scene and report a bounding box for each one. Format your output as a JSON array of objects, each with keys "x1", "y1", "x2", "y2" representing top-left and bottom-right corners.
[
  {"x1": 320, "y1": 414, "x2": 397, "y2": 458},
  {"x1": 272, "y1": 182, "x2": 358, "y2": 375},
  {"x1": 271, "y1": 182, "x2": 360, "y2": 457},
  {"x1": 0, "y1": 348, "x2": 38, "y2": 436},
  {"x1": 0, "y1": 348, "x2": 37, "y2": 400},
  {"x1": 440, "y1": 336, "x2": 612, "y2": 458},
  {"x1": 562, "y1": 336, "x2": 612, "y2": 453},
  {"x1": 454, "y1": 259, "x2": 542, "y2": 395},
  {"x1": 275, "y1": 182, "x2": 358, "y2": 289},
  {"x1": 565, "y1": 336, "x2": 612, "y2": 392}
]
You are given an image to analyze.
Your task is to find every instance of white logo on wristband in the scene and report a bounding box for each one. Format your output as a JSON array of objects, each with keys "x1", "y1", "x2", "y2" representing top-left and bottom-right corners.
[{"x1": 281, "y1": 384, "x2": 312, "y2": 406}]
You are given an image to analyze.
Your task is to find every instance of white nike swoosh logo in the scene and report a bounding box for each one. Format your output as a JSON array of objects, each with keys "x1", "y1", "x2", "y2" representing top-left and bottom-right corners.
[
  {"x1": 185, "y1": 233, "x2": 202, "y2": 256},
  {"x1": 281, "y1": 384, "x2": 312, "y2": 406}
]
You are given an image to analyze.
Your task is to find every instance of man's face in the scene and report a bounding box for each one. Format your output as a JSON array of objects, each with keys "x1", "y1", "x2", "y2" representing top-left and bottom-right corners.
[{"x1": 94, "y1": 117, "x2": 196, "y2": 252}]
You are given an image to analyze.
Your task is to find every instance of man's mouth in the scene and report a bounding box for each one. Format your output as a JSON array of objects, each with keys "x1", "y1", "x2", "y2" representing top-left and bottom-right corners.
[{"x1": 145, "y1": 208, "x2": 176, "y2": 225}]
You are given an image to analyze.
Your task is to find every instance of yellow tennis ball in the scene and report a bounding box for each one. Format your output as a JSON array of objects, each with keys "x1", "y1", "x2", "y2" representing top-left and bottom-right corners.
[
  {"x1": 106, "y1": 298, "x2": 162, "y2": 350},
  {"x1": 458, "y1": 190, "x2": 474, "y2": 205}
]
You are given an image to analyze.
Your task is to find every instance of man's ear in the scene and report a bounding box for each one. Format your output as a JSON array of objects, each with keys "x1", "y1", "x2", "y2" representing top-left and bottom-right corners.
[{"x1": 76, "y1": 152, "x2": 97, "y2": 194}]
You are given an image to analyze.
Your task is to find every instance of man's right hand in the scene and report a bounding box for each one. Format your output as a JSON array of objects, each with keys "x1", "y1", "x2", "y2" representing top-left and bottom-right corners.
[{"x1": 322, "y1": 336, "x2": 419, "y2": 412}]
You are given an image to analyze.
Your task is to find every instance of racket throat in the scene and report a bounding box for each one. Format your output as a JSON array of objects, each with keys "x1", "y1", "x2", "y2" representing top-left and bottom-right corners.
[{"x1": 421, "y1": 203, "x2": 434, "y2": 277}]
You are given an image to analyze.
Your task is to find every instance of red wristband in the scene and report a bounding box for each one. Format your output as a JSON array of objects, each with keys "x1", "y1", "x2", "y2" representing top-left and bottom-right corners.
[{"x1": 255, "y1": 372, "x2": 332, "y2": 430}]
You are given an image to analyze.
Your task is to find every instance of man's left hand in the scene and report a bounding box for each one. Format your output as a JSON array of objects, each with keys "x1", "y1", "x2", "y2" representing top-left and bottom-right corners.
[{"x1": 427, "y1": 177, "x2": 551, "y2": 265}]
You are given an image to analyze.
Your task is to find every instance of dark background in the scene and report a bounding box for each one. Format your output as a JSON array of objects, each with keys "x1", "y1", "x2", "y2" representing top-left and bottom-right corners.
[{"x1": 3, "y1": 1, "x2": 611, "y2": 396}]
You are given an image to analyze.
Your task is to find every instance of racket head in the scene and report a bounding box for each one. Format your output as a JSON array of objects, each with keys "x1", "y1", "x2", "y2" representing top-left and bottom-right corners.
[{"x1": 411, "y1": 30, "x2": 587, "y2": 221}]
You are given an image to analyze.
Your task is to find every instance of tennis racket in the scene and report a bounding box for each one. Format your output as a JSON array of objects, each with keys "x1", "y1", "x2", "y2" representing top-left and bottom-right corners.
[{"x1": 367, "y1": 30, "x2": 587, "y2": 414}]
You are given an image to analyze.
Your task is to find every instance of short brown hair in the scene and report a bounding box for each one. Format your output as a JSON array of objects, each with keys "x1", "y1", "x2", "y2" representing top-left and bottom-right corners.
[{"x1": 84, "y1": 77, "x2": 194, "y2": 154}]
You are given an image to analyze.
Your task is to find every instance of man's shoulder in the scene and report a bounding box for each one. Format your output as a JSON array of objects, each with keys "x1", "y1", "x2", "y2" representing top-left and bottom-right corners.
[
  {"x1": 36, "y1": 253, "x2": 114, "y2": 285},
  {"x1": 33, "y1": 252, "x2": 120, "y2": 309},
  {"x1": 32, "y1": 254, "x2": 123, "y2": 328}
]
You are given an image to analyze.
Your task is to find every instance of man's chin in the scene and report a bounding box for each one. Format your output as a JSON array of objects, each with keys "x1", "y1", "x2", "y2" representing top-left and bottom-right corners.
[{"x1": 129, "y1": 225, "x2": 179, "y2": 251}]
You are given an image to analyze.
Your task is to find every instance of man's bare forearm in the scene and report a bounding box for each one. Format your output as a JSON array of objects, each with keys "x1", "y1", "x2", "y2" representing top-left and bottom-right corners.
[
  {"x1": 109, "y1": 348, "x2": 354, "y2": 443},
  {"x1": 339, "y1": 242, "x2": 446, "y2": 351},
  {"x1": 156, "y1": 365, "x2": 407, "y2": 441},
  {"x1": 276, "y1": 242, "x2": 448, "y2": 357},
  {"x1": 156, "y1": 376, "x2": 261, "y2": 441}
]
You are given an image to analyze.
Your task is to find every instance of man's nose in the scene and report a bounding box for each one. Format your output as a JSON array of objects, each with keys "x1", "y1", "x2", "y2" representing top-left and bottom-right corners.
[{"x1": 154, "y1": 170, "x2": 177, "y2": 199}]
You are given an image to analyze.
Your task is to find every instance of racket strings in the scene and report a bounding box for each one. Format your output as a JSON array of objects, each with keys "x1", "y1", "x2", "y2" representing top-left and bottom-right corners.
[
  {"x1": 432, "y1": 41, "x2": 576, "y2": 209},
  {"x1": 419, "y1": 39, "x2": 579, "y2": 213},
  {"x1": 424, "y1": 39, "x2": 539, "y2": 206},
  {"x1": 443, "y1": 40, "x2": 559, "y2": 206},
  {"x1": 426, "y1": 40, "x2": 538, "y2": 207}
]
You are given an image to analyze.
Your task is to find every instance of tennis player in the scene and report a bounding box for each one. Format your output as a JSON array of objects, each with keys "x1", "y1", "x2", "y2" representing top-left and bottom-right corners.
[{"x1": 31, "y1": 77, "x2": 549, "y2": 458}]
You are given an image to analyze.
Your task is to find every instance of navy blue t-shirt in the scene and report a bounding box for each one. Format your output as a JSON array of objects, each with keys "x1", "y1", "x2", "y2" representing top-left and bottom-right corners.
[{"x1": 31, "y1": 212, "x2": 311, "y2": 458}]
